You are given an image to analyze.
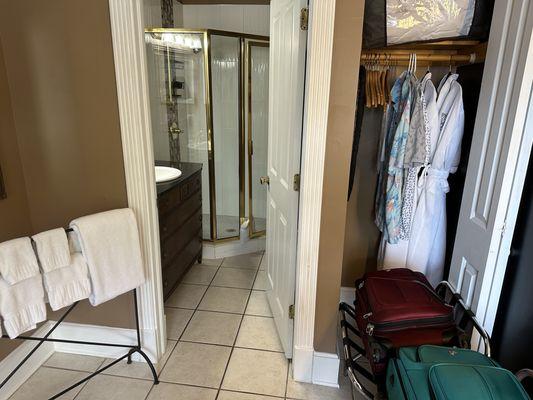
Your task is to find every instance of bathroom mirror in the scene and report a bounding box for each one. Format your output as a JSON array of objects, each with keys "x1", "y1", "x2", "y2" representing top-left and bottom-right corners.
[{"x1": 0, "y1": 162, "x2": 6, "y2": 199}]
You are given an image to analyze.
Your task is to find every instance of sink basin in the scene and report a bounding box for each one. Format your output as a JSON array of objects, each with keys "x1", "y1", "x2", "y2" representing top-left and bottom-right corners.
[{"x1": 155, "y1": 166, "x2": 182, "y2": 183}]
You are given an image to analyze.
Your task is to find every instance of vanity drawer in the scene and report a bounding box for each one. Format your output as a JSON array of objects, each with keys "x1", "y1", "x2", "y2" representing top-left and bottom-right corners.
[
  {"x1": 180, "y1": 173, "x2": 201, "y2": 202},
  {"x1": 161, "y1": 216, "x2": 201, "y2": 268},
  {"x1": 162, "y1": 234, "x2": 202, "y2": 299},
  {"x1": 157, "y1": 185, "x2": 181, "y2": 216},
  {"x1": 159, "y1": 190, "x2": 202, "y2": 241}
]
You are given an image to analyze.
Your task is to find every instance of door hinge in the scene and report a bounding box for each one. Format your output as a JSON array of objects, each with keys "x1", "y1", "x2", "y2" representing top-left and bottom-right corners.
[
  {"x1": 289, "y1": 304, "x2": 295, "y2": 319},
  {"x1": 300, "y1": 8, "x2": 309, "y2": 31},
  {"x1": 293, "y1": 173, "x2": 300, "y2": 191}
]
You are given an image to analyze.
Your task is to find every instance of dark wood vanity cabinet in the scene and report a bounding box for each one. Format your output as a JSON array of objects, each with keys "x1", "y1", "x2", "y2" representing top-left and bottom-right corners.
[{"x1": 157, "y1": 163, "x2": 202, "y2": 300}]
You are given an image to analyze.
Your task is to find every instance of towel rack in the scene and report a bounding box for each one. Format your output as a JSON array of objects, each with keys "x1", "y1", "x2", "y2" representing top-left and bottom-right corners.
[{"x1": 0, "y1": 229, "x2": 159, "y2": 399}]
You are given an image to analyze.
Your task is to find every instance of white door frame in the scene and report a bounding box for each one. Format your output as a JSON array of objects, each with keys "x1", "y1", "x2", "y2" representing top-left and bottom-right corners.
[
  {"x1": 108, "y1": 0, "x2": 167, "y2": 362},
  {"x1": 108, "y1": 0, "x2": 336, "y2": 378}
]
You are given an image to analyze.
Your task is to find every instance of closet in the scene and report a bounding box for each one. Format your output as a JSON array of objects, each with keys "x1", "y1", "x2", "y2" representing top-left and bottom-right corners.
[
  {"x1": 348, "y1": 40, "x2": 487, "y2": 282},
  {"x1": 346, "y1": 2, "x2": 533, "y2": 366}
]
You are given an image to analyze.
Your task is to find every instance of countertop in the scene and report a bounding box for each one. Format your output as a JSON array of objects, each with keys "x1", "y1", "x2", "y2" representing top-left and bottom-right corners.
[{"x1": 156, "y1": 161, "x2": 203, "y2": 196}]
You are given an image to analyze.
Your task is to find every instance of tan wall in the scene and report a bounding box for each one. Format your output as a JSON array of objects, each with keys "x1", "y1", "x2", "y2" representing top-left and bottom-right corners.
[
  {"x1": 0, "y1": 0, "x2": 133, "y2": 359},
  {"x1": 313, "y1": 0, "x2": 364, "y2": 354},
  {"x1": 0, "y1": 37, "x2": 34, "y2": 362}
]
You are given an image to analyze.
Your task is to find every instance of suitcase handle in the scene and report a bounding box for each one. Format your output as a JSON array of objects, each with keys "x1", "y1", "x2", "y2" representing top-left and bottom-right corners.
[
  {"x1": 435, "y1": 281, "x2": 492, "y2": 357},
  {"x1": 516, "y1": 369, "x2": 533, "y2": 383},
  {"x1": 339, "y1": 302, "x2": 376, "y2": 400}
]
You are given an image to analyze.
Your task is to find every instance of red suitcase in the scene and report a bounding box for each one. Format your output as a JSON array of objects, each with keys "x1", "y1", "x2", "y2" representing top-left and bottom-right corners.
[{"x1": 354, "y1": 269, "x2": 456, "y2": 375}]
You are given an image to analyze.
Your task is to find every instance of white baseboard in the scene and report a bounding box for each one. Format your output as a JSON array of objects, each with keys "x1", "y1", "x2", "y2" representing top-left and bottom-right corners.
[
  {"x1": 312, "y1": 351, "x2": 340, "y2": 388},
  {"x1": 292, "y1": 346, "x2": 340, "y2": 388},
  {"x1": 340, "y1": 286, "x2": 355, "y2": 305},
  {"x1": 292, "y1": 345, "x2": 314, "y2": 382},
  {"x1": 203, "y1": 236, "x2": 266, "y2": 259},
  {"x1": 50, "y1": 322, "x2": 143, "y2": 361},
  {"x1": 0, "y1": 321, "x2": 153, "y2": 398},
  {"x1": 0, "y1": 322, "x2": 55, "y2": 400}
]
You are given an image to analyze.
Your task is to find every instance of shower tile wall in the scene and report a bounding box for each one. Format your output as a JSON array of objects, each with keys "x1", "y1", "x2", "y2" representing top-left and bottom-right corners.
[{"x1": 181, "y1": 5, "x2": 270, "y2": 36}]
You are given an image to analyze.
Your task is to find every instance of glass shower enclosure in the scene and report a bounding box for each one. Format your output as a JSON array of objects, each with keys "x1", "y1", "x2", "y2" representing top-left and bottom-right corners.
[{"x1": 145, "y1": 29, "x2": 269, "y2": 242}]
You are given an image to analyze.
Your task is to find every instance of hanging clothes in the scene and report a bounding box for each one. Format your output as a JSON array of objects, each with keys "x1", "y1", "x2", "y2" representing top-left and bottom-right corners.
[
  {"x1": 375, "y1": 71, "x2": 416, "y2": 244},
  {"x1": 406, "y1": 74, "x2": 465, "y2": 286},
  {"x1": 379, "y1": 72, "x2": 440, "y2": 268}
]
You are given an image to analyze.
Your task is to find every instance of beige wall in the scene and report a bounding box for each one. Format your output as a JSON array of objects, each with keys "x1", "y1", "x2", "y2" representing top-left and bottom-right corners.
[
  {"x1": 313, "y1": 0, "x2": 364, "y2": 354},
  {"x1": 0, "y1": 38, "x2": 34, "y2": 362},
  {"x1": 0, "y1": 0, "x2": 133, "y2": 359}
]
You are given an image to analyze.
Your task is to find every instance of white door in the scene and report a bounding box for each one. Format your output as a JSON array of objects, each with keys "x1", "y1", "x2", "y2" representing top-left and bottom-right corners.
[
  {"x1": 265, "y1": 0, "x2": 307, "y2": 358},
  {"x1": 448, "y1": 0, "x2": 533, "y2": 345}
]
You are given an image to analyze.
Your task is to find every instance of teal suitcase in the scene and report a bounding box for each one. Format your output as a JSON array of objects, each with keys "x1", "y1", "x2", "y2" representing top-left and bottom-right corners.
[{"x1": 387, "y1": 345, "x2": 530, "y2": 400}]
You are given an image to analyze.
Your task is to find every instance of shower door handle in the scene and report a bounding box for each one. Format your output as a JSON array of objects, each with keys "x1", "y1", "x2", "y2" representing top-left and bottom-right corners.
[{"x1": 260, "y1": 176, "x2": 270, "y2": 186}]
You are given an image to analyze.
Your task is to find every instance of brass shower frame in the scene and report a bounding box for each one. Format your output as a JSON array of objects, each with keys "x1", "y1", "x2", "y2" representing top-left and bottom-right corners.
[
  {"x1": 145, "y1": 28, "x2": 269, "y2": 242},
  {"x1": 246, "y1": 40, "x2": 269, "y2": 239}
]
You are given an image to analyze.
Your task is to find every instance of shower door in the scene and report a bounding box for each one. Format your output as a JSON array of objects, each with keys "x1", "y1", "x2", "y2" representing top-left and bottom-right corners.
[
  {"x1": 247, "y1": 41, "x2": 270, "y2": 237},
  {"x1": 209, "y1": 33, "x2": 243, "y2": 240},
  {"x1": 145, "y1": 31, "x2": 212, "y2": 240}
]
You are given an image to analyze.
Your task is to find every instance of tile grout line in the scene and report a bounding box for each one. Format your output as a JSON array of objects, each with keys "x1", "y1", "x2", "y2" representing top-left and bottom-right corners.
[
  {"x1": 144, "y1": 258, "x2": 226, "y2": 400},
  {"x1": 214, "y1": 254, "x2": 263, "y2": 400}
]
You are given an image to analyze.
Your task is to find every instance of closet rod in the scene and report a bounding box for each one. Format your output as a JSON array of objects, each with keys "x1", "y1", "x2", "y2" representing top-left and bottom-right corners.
[{"x1": 361, "y1": 52, "x2": 481, "y2": 65}]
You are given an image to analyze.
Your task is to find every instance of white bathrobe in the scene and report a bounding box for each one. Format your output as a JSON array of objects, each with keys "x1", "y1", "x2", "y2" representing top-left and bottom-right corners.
[
  {"x1": 379, "y1": 73, "x2": 440, "y2": 269},
  {"x1": 406, "y1": 74, "x2": 465, "y2": 286}
]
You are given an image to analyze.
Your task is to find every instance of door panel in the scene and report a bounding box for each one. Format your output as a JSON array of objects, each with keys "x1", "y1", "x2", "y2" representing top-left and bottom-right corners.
[
  {"x1": 448, "y1": 0, "x2": 533, "y2": 341},
  {"x1": 266, "y1": 0, "x2": 307, "y2": 358}
]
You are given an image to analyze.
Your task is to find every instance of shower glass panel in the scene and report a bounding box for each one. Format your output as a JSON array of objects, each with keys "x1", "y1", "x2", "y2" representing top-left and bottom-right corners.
[
  {"x1": 210, "y1": 34, "x2": 242, "y2": 240},
  {"x1": 145, "y1": 29, "x2": 269, "y2": 243},
  {"x1": 247, "y1": 41, "x2": 269, "y2": 236},
  {"x1": 145, "y1": 31, "x2": 212, "y2": 239}
]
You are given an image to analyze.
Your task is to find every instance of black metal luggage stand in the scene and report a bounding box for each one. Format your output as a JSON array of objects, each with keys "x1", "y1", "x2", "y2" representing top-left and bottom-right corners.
[
  {"x1": 0, "y1": 287, "x2": 159, "y2": 399},
  {"x1": 339, "y1": 281, "x2": 492, "y2": 400}
]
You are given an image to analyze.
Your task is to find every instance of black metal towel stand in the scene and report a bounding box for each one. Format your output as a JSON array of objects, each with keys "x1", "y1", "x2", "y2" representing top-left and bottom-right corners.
[
  {"x1": 0, "y1": 229, "x2": 160, "y2": 399},
  {"x1": 1, "y1": 289, "x2": 160, "y2": 399}
]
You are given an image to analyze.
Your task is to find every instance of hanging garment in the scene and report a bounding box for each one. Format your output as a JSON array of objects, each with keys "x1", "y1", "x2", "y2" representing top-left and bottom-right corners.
[
  {"x1": 348, "y1": 66, "x2": 366, "y2": 200},
  {"x1": 379, "y1": 73, "x2": 440, "y2": 269},
  {"x1": 406, "y1": 74, "x2": 465, "y2": 286},
  {"x1": 375, "y1": 71, "x2": 416, "y2": 244}
]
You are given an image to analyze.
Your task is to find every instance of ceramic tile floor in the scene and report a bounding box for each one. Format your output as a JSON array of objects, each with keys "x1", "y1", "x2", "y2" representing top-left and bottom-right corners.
[{"x1": 9, "y1": 252, "x2": 355, "y2": 400}]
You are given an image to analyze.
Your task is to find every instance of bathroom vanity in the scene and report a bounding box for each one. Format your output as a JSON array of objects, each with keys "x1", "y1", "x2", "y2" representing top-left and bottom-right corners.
[{"x1": 157, "y1": 161, "x2": 203, "y2": 299}]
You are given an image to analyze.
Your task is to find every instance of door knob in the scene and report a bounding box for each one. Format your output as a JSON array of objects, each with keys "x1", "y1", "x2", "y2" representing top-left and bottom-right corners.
[{"x1": 260, "y1": 176, "x2": 270, "y2": 185}]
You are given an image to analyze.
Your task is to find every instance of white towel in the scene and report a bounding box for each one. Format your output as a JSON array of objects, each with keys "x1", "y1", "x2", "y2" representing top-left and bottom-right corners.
[
  {"x1": 43, "y1": 253, "x2": 91, "y2": 311},
  {"x1": 0, "y1": 237, "x2": 40, "y2": 285},
  {"x1": 32, "y1": 228, "x2": 71, "y2": 273},
  {"x1": 0, "y1": 275, "x2": 46, "y2": 339},
  {"x1": 69, "y1": 208, "x2": 145, "y2": 306}
]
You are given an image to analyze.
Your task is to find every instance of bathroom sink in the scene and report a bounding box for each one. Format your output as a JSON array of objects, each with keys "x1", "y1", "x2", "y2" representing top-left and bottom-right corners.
[{"x1": 155, "y1": 166, "x2": 182, "y2": 183}]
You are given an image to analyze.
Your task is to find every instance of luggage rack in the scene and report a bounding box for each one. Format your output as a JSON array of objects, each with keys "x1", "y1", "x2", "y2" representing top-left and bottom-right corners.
[
  {"x1": 339, "y1": 280, "x2": 491, "y2": 400},
  {"x1": 0, "y1": 228, "x2": 159, "y2": 399}
]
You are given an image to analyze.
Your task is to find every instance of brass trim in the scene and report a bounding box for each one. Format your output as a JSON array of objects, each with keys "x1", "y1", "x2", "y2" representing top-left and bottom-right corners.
[
  {"x1": 208, "y1": 31, "x2": 242, "y2": 241},
  {"x1": 145, "y1": 28, "x2": 268, "y2": 42},
  {"x1": 239, "y1": 37, "x2": 246, "y2": 228},
  {"x1": 204, "y1": 31, "x2": 218, "y2": 241},
  {"x1": 246, "y1": 40, "x2": 269, "y2": 238}
]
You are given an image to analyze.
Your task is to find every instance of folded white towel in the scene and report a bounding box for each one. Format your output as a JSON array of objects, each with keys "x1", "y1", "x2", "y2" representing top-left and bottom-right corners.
[
  {"x1": 69, "y1": 208, "x2": 145, "y2": 306},
  {"x1": 0, "y1": 237, "x2": 40, "y2": 285},
  {"x1": 32, "y1": 228, "x2": 71, "y2": 273},
  {"x1": 0, "y1": 275, "x2": 46, "y2": 339},
  {"x1": 43, "y1": 253, "x2": 91, "y2": 311}
]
